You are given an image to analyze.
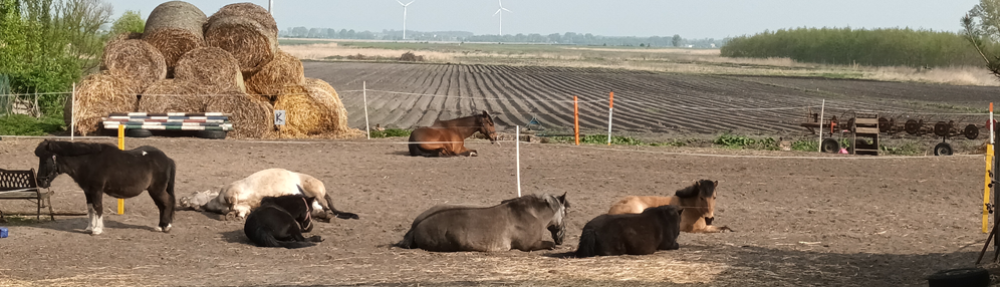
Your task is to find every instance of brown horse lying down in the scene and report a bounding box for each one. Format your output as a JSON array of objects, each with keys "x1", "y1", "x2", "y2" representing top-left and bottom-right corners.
[
  {"x1": 396, "y1": 193, "x2": 569, "y2": 252},
  {"x1": 408, "y1": 111, "x2": 497, "y2": 157},
  {"x1": 575, "y1": 205, "x2": 682, "y2": 257},
  {"x1": 607, "y1": 179, "x2": 731, "y2": 233}
]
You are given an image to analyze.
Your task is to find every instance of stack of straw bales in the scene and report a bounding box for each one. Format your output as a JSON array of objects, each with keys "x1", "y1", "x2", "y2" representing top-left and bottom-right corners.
[{"x1": 70, "y1": 1, "x2": 356, "y2": 139}]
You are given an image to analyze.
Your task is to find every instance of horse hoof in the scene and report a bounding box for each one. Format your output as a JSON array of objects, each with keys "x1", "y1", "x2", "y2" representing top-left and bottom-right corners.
[
  {"x1": 309, "y1": 235, "x2": 324, "y2": 243},
  {"x1": 90, "y1": 228, "x2": 103, "y2": 235},
  {"x1": 155, "y1": 224, "x2": 172, "y2": 233}
]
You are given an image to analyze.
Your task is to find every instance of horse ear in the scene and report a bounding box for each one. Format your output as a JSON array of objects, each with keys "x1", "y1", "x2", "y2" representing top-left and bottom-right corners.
[
  {"x1": 713, "y1": 180, "x2": 719, "y2": 187},
  {"x1": 559, "y1": 192, "x2": 570, "y2": 208},
  {"x1": 482, "y1": 110, "x2": 489, "y2": 117}
]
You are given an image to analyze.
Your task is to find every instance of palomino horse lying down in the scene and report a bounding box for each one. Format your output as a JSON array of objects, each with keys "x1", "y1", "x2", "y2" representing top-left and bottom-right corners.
[
  {"x1": 179, "y1": 168, "x2": 358, "y2": 221},
  {"x1": 576, "y1": 205, "x2": 682, "y2": 257},
  {"x1": 607, "y1": 179, "x2": 731, "y2": 233},
  {"x1": 408, "y1": 111, "x2": 498, "y2": 157},
  {"x1": 397, "y1": 193, "x2": 569, "y2": 252},
  {"x1": 244, "y1": 192, "x2": 323, "y2": 249},
  {"x1": 34, "y1": 140, "x2": 177, "y2": 235}
]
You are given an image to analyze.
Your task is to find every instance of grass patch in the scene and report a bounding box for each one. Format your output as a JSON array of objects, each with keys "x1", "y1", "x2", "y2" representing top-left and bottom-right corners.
[
  {"x1": 713, "y1": 133, "x2": 778, "y2": 150},
  {"x1": 880, "y1": 142, "x2": 922, "y2": 155},
  {"x1": 369, "y1": 128, "x2": 411, "y2": 138},
  {"x1": 0, "y1": 114, "x2": 64, "y2": 136},
  {"x1": 547, "y1": 135, "x2": 645, "y2": 145},
  {"x1": 791, "y1": 140, "x2": 818, "y2": 151}
]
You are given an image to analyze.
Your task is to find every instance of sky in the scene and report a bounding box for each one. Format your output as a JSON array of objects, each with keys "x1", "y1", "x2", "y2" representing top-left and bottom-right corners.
[{"x1": 105, "y1": 0, "x2": 982, "y2": 38}]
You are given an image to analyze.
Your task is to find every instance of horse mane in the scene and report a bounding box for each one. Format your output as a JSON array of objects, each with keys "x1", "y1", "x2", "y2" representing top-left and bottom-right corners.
[
  {"x1": 501, "y1": 193, "x2": 569, "y2": 210},
  {"x1": 35, "y1": 140, "x2": 113, "y2": 157},
  {"x1": 674, "y1": 179, "x2": 716, "y2": 198}
]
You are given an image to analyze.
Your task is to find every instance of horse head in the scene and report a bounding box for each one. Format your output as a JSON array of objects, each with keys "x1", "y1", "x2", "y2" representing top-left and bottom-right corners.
[
  {"x1": 478, "y1": 111, "x2": 498, "y2": 144},
  {"x1": 675, "y1": 179, "x2": 718, "y2": 221},
  {"x1": 33, "y1": 140, "x2": 106, "y2": 188},
  {"x1": 542, "y1": 192, "x2": 570, "y2": 245}
]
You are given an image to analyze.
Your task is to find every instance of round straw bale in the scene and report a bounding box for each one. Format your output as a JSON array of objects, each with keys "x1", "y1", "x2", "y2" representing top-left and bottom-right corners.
[
  {"x1": 305, "y1": 78, "x2": 350, "y2": 133},
  {"x1": 137, "y1": 79, "x2": 208, "y2": 113},
  {"x1": 273, "y1": 79, "x2": 350, "y2": 137},
  {"x1": 204, "y1": 92, "x2": 275, "y2": 139},
  {"x1": 101, "y1": 39, "x2": 167, "y2": 92},
  {"x1": 142, "y1": 1, "x2": 207, "y2": 77},
  {"x1": 71, "y1": 72, "x2": 141, "y2": 136},
  {"x1": 205, "y1": 2, "x2": 278, "y2": 37},
  {"x1": 174, "y1": 47, "x2": 246, "y2": 93},
  {"x1": 245, "y1": 50, "x2": 303, "y2": 98},
  {"x1": 204, "y1": 15, "x2": 277, "y2": 74}
]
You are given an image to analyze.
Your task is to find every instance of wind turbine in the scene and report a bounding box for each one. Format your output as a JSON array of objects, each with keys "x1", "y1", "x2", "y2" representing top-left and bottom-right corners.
[
  {"x1": 397, "y1": 0, "x2": 415, "y2": 40},
  {"x1": 493, "y1": 0, "x2": 511, "y2": 36}
]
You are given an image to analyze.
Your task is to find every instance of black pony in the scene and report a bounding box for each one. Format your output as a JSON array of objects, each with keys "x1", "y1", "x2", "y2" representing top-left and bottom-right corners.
[
  {"x1": 244, "y1": 190, "x2": 323, "y2": 249},
  {"x1": 575, "y1": 205, "x2": 682, "y2": 257},
  {"x1": 34, "y1": 140, "x2": 176, "y2": 235}
]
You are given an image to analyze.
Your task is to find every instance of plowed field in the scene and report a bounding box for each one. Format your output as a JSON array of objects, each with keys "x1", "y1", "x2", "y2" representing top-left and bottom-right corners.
[{"x1": 305, "y1": 62, "x2": 995, "y2": 136}]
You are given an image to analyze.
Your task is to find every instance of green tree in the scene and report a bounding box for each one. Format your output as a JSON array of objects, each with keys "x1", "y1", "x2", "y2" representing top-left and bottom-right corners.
[
  {"x1": 672, "y1": 34, "x2": 681, "y2": 47},
  {"x1": 109, "y1": 10, "x2": 143, "y2": 35},
  {"x1": 962, "y1": 0, "x2": 1000, "y2": 79}
]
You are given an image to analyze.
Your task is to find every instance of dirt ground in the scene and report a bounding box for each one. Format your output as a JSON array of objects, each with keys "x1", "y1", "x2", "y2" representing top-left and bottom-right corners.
[{"x1": 0, "y1": 136, "x2": 988, "y2": 286}]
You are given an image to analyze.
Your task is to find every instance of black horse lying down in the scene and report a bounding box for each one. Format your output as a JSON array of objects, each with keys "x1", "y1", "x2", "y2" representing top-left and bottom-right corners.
[
  {"x1": 244, "y1": 190, "x2": 323, "y2": 249},
  {"x1": 575, "y1": 205, "x2": 682, "y2": 257}
]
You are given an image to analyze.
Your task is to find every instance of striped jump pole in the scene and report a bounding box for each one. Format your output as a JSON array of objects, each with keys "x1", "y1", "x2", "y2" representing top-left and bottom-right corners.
[{"x1": 117, "y1": 124, "x2": 125, "y2": 215}]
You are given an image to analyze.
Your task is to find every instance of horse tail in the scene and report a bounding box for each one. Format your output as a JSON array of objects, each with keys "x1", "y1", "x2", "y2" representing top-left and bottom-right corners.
[
  {"x1": 408, "y1": 133, "x2": 421, "y2": 156},
  {"x1": 323, "y1": 193, "x2": 359, "y2": 220},
  {"x1": 251, "y1": 227, "x2": 316, "y2": 249},
  {"x1": 166, "y1": 159, "x2": 177, "y2": 197},
  {"x1": 575, "y1": 227, "x2": 598, "y2": 258},
  {"x1": 395, "y1": 229, "x2": 417, "y2": 249}
]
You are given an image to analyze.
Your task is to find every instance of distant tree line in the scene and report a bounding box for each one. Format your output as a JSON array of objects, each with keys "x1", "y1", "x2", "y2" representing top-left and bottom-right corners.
[
  {"x1": 280, "y1": 27, "x2": 728, "y2": 48},
  {"x1": 720, "y1": 27, "x2": 988, "y2": 67}
]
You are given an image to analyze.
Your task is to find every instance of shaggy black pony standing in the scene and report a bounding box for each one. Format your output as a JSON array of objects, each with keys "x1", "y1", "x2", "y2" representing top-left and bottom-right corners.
[
  {"x1": 244, "y1": 190, "x2": 324, "y2": 249},
  {"x1": 575, "y1": 205, "x2": 682, "y2": 257},
  {"x1": 34, "y1": 140, "x2": 176, "y2": 235}
]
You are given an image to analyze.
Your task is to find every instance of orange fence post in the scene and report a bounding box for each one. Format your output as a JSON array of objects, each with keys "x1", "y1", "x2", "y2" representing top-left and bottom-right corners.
[
  {"x1": 574, "y1": 96, "x2": 580, "y2": 146},
  {"x1": 987, "y1": 102, "x2": 995, "y2": 233}
]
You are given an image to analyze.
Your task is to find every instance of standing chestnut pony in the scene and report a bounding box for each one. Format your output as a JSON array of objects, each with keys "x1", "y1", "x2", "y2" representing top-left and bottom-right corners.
[
  {"x1": 607, "y1": 179, "x2": 731, "y2": 233},
  {"x1": 408, "y1": 111, "x2": 498, "y2": 157},
  {"x1": 34, "y1": 140, "x2": 176, "y2": 235}
]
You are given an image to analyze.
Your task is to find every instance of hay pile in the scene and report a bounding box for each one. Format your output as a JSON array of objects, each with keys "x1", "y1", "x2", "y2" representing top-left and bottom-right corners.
[
  {"x1": 71, "y1": 72, "x2": 140, "y2": 136},
  {"x1": 204, "y1": 3, "x2": 278, "y2": 36},
  {"x1": 204, "y1": 93, "x2": 274, "y2": 139},
  {"x1": 273, "y1": 78, "x2": 352, "y2": 137},
  {"x1": 142, "y1": 1, "x2": 207, "y2": 77},
  {"x1": 70, "y1": 1, "x2": 353, "y2": 139},
  {"x1": 137, "y1": 79, "x2": 209, "y2": 113},
  {"x1": 204, "y1": 16, "x2": 277, "y2": 74},
  {"x1": 245, "y1": 49, "x2": 303, "y2": 98},
  {"x1": 173, "y1": 47, "x2": 246, "y2": 93},
  {"x1": 101, "y1": 39, "x2": 167, "y2": 91}
]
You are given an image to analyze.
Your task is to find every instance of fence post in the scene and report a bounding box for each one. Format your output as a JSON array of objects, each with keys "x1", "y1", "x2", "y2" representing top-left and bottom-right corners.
[
  {"x1": 607, "y1": 91, "x2": 614, "y2": 146},
  {"x1": 817, "y1": 99, "x2": 825, "y2": 152},
  {"x1": 574, "y1": 96, "x2": 579, "y2": 146},
  {"x1": 71, "y1": 83, "x2": 76, "y2": 141},
  {"x1": 117, "y1": 124, "x2": 125, "y2": 215},
  {"x1": 364, "y1": 81, "x2": 370, "y2": 140},
  {"x1": 516, "y1": 125, "x2": 521, "y2": 197}
]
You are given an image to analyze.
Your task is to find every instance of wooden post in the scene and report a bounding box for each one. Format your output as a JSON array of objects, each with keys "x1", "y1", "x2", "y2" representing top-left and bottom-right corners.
[
  {"x1": 364, "y1": 81, "x2": 370, "y2": 140},
  {"x1": 71, "y1": 83, "x2": 75, "y2": 141},
  {"x1": 574, "y1": 96, "x2": 580, "y2": 146},
  {"x1": 117, "y1": 124, "x2": 125, "y2": 215},
  {"x1": 607, "y1": 91, "x2": 614, "y2": 146},
  {"x1": 516, "y1": 126, "x2": 521, "y2": 197},
  {"x1": 818, "y1": 99, "x2": 825, "y2": 152}
]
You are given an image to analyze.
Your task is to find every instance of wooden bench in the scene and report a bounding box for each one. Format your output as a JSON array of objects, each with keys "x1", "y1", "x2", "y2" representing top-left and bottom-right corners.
[{"x1": 0, "y1": 168, "x2": 55, "y2": 221}]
